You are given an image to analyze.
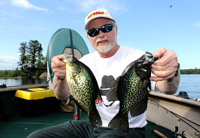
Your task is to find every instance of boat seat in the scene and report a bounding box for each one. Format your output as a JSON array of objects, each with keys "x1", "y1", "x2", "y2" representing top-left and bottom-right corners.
[
  {"x1": 47, "y1": 28, "x2": 89, "y2": 89},
  {"x1": 47, "y1": 28, "x2": 89, "y2": 120}
]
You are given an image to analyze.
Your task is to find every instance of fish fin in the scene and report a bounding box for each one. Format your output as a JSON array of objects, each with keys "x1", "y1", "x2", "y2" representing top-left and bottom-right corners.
[
  {"x1": 108, "y1": 113, "x2": 129, "y2": 133},
  {"x1": 148, "y1": 78, "x2": 151, "y2": 91},
  {"x1": 89, "y1": 109, "x2": 102, "y2": 127},
  {"x1": 106, "y1": 77, "x2": 120, "y2": 101},
  {"x1": 71, "y1": 75, "x2": 79, "y2": 85},
  {"x1": 96, "y1": 90, "x2": 102, "y2": 101},
  {"x1": 104, "y1": 101, "x2": 115, "y2": 107},
  {"x1": 130, "y1": 93, "x2": 149, "y2": 117},
  {"x1": 74, "y1": 100, "x2": 88, "y2": 113},
  {"x1": 106, "y1": 87, "x2": 118, "y2": 101}
]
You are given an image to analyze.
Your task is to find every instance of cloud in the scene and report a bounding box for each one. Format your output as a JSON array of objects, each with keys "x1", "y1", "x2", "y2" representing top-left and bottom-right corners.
[
  {"x1": 0, "y1": 55, "x2": 19, "y2": 70},
  {"x1": 11, "y1": 0, "x2": 48, "y2": 12},
  {"x1": 58, "y1": 7, "x2": 65, "y2": 11},
  {"x1": 0, "y1": 10, "x2": 23, "y2": 20},
  {"x1": 0, "y1": 1, "x2": 6, "y2": 6},
  {"x1": 66, "y1": 0, "x2": 129, "y2": 14}
]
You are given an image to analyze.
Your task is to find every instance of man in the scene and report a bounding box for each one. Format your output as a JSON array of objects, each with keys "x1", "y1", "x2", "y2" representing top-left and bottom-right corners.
[{"x1": 28, "y1": 8, "x2": 180, "y2": 138}]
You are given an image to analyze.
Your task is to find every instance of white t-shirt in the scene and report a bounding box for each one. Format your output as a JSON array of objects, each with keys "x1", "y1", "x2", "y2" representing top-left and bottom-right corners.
[{"x1": 80, "y1": 46, "x2": 155, "y2": 128}]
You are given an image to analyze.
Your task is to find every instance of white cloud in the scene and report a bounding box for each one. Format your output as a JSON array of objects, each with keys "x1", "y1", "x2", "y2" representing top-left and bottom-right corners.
[
  {"x1": 66, "y1": 0, "x2": 129, "y2": 14},
  {"x1": 58, "y1": 7, "x2": 65, "y2": 10},
  {"x1": 0, "y1": 55, "x2": 19, "y2": 70},
  {"x1": 0, "y1": 1, "x2": 6, "y2": 6},
  {"x1": 11, "y1": 0, "x2": 48, "y2": 12}
]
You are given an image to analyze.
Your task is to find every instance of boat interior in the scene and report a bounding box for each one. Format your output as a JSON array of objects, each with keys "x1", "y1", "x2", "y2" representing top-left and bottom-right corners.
[{"x1": 0, "y1": 85, "x2": 176, "y2": 138}]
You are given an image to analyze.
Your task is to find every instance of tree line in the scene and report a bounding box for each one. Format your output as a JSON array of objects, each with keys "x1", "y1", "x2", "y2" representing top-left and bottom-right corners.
[
  {"x1": 0, "y1": 40, "x2": 46, "y2": 78},
  {"x1": 180, "y1": 68, "x2": 200, "y2": 74}
]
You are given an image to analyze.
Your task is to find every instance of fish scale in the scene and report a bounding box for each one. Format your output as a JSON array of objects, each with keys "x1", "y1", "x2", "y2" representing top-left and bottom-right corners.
[
  {"x1": 106, "y1": 52, "x2": 158, "y2": 133},
  {"x1": 62, "y1": 55, "x2": 102, "y2": 128}
]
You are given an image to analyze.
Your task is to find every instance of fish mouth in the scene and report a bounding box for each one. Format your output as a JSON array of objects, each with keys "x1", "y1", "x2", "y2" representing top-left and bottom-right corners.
[
  {"x1": 62, "y1": 55, "x2": 73, "y2": 63},
  {"x1": 142, "y1": 52, "x2": 158, "y2": 65},
  {"x1": 138, "y1": 52, "x2": 158, "y2": 72}
]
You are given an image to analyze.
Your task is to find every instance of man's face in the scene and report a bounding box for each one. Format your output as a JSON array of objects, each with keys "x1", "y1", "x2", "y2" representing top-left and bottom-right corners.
[{"x1": 87, "y1": 18, "x2": 117, "y2": 54}]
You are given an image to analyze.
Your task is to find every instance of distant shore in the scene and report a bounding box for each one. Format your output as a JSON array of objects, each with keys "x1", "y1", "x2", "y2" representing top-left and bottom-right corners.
[
  {"x1": 0, "y1": 72, "x2": 47, "y2": 79},
  {"x1": 0, "y1": 76, "x2": 23, "y2": 79}
]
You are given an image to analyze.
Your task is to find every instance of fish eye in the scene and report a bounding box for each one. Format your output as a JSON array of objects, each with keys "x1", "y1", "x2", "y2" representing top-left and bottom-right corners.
[
  {"x1": 73, "y1": 59, "x2": 77, "y2": 63},
  {"x1": 141, "y1": 68, "x2": 147, "y2": 72}
]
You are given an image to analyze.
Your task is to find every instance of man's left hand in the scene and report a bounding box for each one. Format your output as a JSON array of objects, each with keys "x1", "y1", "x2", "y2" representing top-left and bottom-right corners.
[{"x1": 150, "y1": 48, "x2": 178, "y2": 81}]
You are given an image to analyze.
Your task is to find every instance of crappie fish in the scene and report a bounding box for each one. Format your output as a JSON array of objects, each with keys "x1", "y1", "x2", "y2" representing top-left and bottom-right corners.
[
  {"x1": 106, "y1": 52, "x2": 158, "y2": 132},
  {"x1": 62, "y1": 55, "x2": 102, "y2": 127}
]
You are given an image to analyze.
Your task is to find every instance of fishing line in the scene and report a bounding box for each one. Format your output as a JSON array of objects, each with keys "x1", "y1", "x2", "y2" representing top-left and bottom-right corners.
[{"x1": 149, "y1": 99, "x2": 200, "y2": 136}]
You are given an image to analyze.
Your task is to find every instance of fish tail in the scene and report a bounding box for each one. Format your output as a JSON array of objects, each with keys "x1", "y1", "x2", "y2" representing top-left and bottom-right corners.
[
  {"x1": 108, "y1": 113, "x2": 129, "y2": 133},
  {"x1": 89, "y1": 110, "x2": 102, "y2": 128}
]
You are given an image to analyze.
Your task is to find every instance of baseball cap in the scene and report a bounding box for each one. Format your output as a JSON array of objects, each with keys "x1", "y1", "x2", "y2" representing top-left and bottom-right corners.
[{"x1": 84, "y1": 8, "x2": 115, "y2": 29}]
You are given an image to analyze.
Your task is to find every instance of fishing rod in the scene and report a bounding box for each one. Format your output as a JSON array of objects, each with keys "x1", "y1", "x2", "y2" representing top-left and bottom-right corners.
[
  {"x1": 21, "y1": 63, "x2": 47, "y2": 74},
  {"x1": 149, "y1": 99, "x2": 200, "y2": 137}
]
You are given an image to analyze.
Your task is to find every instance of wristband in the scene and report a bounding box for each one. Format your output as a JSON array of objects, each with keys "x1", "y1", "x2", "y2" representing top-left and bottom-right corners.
[
  {"x1": 58, "y1": 77, "x2": 65, "y2": 81},
  {"x1": 174, "y1": 63, "x2": 180, "y2": 76}
]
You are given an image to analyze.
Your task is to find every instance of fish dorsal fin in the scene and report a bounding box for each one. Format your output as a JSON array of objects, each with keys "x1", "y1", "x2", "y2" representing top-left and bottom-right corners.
[
  {"x1": 121, "y1": 54, "x2": 146, "y2": 76},
  {"x1": 106, "y1": 76, "x2": 120, "y2": 101},
  {"x1": 121, "y1": 62, "x2": 133, "y2": 76}
]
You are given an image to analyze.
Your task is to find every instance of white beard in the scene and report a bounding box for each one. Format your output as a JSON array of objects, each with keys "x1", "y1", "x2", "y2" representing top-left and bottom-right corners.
[{"x1": 94, "y1": 33, "x2": 117, "y2": 53}]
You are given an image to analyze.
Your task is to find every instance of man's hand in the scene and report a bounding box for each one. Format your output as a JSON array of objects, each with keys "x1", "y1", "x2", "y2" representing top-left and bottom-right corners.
[
  {"x1": 150, "y1": 48, "x2": 178, "y2": 81},
  {"x1": 51, "y1": 54, "x2": 66, "y2": 80}
]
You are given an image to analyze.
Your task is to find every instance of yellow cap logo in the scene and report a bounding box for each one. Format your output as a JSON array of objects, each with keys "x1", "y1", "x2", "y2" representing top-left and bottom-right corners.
[{"x1": 87, "y1": 11, "x2": 104, "y2": 20}]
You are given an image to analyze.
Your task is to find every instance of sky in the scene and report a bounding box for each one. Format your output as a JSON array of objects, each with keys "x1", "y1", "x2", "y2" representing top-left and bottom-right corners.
[{"x1": 0, "y1": 0, "x2": 200, "y2": 70}]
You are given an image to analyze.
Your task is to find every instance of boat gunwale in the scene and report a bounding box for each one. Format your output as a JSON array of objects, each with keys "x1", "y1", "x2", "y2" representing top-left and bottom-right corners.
[{"x1": 149, "y1": 92, "x2": 200, "y2": 108}]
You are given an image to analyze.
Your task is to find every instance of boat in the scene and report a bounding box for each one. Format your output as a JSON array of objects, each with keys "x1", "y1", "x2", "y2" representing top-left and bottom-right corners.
[
  {"x1": 147, "y1": 92, "x2": 200, "y2": 138},
  {"x1": 0, "y1": 28, "x2": 199, "y2": 138}
]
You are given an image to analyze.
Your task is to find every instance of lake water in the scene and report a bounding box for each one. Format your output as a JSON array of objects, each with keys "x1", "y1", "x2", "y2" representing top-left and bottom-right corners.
[
  {"x1": 0, "y1": 78, "x2": 47, "y2": 86},
  {"x1": 176, "y1": 74, "x2": 200, "y2": 99},
  {"x1": 0, "y1": 74, "x2": 200, "y2": 98}
]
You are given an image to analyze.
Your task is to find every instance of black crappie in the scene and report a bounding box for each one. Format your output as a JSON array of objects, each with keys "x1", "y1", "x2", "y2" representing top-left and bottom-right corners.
[
  {"x1": 62, "y1": 55, "x2": 102, "y2": 127},
  {"x1": 106, "y1": 52, "x2": 158, "y2": 132}
]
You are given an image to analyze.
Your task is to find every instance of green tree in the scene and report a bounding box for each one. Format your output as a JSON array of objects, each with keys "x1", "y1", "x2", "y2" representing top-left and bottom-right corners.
[
  {"x1": 37, "y1": 44, "x2": 43, "y2": 60},
  {"x1": 15, "y1": 40, "x2": 46, "y2": 78},
  {"x1": 18, "y1": 42, "x2": 28, "y2": 66},
  {"x1": 27, "y1": 40, "x2": 42, "y2": 64}
]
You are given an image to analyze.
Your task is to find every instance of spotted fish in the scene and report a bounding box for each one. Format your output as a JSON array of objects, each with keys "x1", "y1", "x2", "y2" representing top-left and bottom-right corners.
[
  {"x1": 106, "y1": 52, "x2": 158, "y2": 132},
  {"x1": 62, "y1": 55, "x2": 102, "y2": 127}
]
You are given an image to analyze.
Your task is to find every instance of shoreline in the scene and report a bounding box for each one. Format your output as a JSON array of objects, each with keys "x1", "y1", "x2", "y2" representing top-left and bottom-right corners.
[
  {"x1": 0, "y1": 73, "x2": 47, "y2": 79},
  {"x1": 0, "y1": 76, "x2": 23, "y2": 79}
]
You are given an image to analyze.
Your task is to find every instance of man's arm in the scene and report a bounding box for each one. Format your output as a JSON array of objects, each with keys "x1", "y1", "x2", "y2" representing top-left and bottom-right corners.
[
  {"x1": 53, "y1": 76, "x2": 71, "y2": 100},
  {"x1": 155, "y1": 74, "x2": 180, "y2": 94}
]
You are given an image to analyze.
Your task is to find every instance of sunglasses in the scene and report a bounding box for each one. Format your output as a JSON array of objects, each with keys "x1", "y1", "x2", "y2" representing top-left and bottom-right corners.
[{"x1": 87, "y1": 24, "x2": 114, "y2": 37}]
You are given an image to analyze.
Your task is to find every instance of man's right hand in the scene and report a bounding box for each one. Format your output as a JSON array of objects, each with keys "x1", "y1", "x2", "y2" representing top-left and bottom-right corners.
[{"x1": 51, "y1": 54, "x2": 66, "y2": 80}]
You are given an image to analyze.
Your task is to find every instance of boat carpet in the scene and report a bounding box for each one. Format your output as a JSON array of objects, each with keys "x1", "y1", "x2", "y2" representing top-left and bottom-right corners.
[{"x1": 0, "y1": 111, "x2": 175, "y2": 138}]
